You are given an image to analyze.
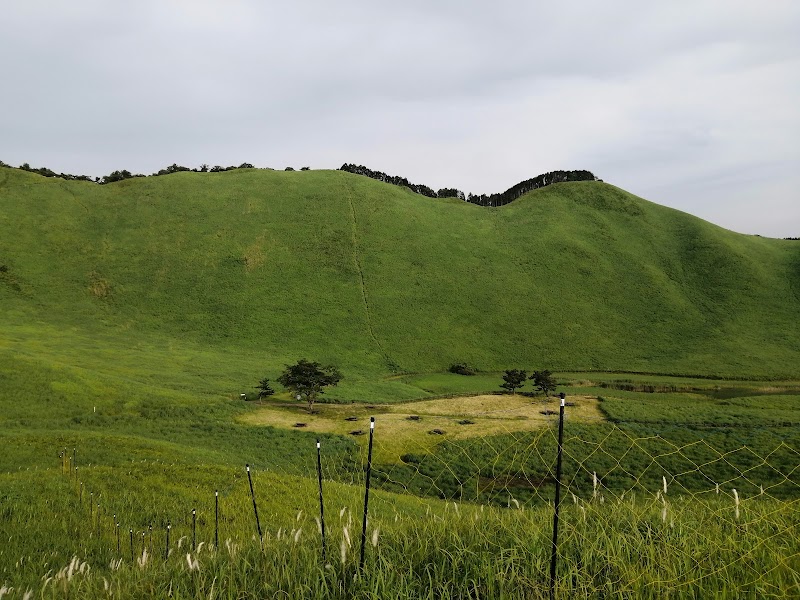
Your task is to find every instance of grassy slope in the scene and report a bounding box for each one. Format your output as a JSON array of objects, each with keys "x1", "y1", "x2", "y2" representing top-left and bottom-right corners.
[
  {"x1": 356, "y1": 179, "x2": 800, "y2": 376},
  {"x1": 1, "y1": 165, "x2": 799, "y2": 596},
  {"x1": 1, "y1": 165, "x2": 799, "y2": 390}
]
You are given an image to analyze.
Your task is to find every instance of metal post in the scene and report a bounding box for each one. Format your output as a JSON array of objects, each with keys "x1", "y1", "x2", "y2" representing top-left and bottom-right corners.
[
  {"x1": 130, "y1": 528, "x2": 134, "y2": 562},
  {"x1": 115, "y1": 520, "x2": 120, "y2": 554},
  {"x1": 359, "y1": 417, "x2": 375, "y2": 571},
  {"x1": 549, "y1": 393, "x2": 566, "y2": 600},
  {"x1": 316, "y1": 439, "x2": 327, "y2": 562},
  {"x1": 246, "y1": 464, "x2": 263, "y2": 543},
  {"x1": 192, "y1": 508, "x2": 196, "y2": 552},
  {"x1": 165, "y1": 523, "x2": 170, "y2": 561},
  {"x1": 215, "y1": 491, "x2": 219, "y2": 548}
]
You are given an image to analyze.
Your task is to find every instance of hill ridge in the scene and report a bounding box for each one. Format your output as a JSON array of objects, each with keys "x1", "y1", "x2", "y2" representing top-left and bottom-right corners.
[{"x1": 1, "y1": 165, "x2": 798, "y2": 386}]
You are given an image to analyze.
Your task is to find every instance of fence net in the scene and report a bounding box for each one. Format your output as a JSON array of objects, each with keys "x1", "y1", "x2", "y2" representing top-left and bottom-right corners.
[
  {"x1": 3, "y1": 390, "x2": 799, "y2": 598},
  {"x1": 363, "y1": 392, "x2": 800, "y2": 597}
]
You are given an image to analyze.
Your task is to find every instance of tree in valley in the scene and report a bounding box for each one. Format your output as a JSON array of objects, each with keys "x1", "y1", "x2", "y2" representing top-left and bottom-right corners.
[
  {"x1": 530, "y1": 370, "x2": 557, "y2": 397},
  {"x1": 277, "y1": 359, "x2": 342, "y2": 412},
  {"x1": 255, "y1": 378, "x2": 275, "y2": 399},
  {"x1": 500, "y1": 369, "x2": 528, "y2": 394}
]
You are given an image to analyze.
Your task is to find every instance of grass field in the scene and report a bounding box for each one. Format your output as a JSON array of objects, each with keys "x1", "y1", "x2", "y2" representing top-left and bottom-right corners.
[
  {"x1": 1, "y1": 166, "x2": 799, "y2": 597},
  {"x1": 1, "y1": 377, "x2": 798, "y2": 598},
  {"x1": 2, "y1": 463, "x2": 798, "y2": 599}
]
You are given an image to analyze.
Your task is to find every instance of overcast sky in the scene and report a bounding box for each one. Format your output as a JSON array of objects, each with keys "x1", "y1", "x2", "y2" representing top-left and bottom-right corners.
[{"x1": 2, "y1": 1, "x2": 798, "y2": 237}]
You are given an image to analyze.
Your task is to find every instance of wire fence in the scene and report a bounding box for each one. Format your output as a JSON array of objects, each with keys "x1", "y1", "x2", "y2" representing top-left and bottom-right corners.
[
  {"x1": 364, "y1": 393, "x2": 800, "y2": 597},
  {"x1": 4, "y1": 393, "x2": 800, "y2": 598}
]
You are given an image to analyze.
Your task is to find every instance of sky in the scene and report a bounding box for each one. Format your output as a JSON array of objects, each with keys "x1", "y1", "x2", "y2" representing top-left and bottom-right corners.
[{"x1": 1, "y1": 1, "x2": 799, "y2": 238}]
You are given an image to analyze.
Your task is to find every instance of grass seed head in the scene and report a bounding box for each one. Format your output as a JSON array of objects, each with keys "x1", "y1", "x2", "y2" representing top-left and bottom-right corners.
[{"x1": 371, "y1": 527, "x2": 380, "y2": 547}]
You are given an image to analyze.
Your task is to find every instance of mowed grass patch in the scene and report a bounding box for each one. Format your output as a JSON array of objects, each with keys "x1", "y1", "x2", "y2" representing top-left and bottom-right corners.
[{"x1": 240, "y1": 394, "x2": 603, "y2": 463}]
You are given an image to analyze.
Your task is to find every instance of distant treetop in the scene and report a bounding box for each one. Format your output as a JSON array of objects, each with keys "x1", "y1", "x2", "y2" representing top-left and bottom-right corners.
[
  {"x1": 338, "y1": 163, "x2": 598, "y2": 208},
  {"x1": 1, "y1": 159, "x2": 597, "y2": 205},
  {"x1": 1, "y1": 161, "x2": 259, "y2": 185}
]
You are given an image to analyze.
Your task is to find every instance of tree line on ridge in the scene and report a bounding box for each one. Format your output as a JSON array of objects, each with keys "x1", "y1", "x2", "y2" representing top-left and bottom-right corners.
[
  {"x1": 339, "y1": 163, "x2": 598, "y2": 207},
  {"x1": 1, "y1": 158, "x2": 597, "y2": 209}
]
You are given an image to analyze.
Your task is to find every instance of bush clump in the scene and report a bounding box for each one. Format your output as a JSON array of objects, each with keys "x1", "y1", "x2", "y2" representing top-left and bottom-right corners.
[{"x1": 449, "y1": 363, "x2": 476, "y2": 376}]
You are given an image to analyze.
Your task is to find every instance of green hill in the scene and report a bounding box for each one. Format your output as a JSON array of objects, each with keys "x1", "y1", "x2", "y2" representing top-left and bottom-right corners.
[
  {"x1": 1, "y1": 165, "x2": 800, "y2": 597},
  {"x1": 1, "y1": 165, "x2": 799, "y2": 391}
]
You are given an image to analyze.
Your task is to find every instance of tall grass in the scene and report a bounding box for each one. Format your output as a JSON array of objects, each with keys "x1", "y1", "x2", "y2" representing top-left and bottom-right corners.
[{"x1": 1, "y1": 463, "x2": 798, "y2": 599}]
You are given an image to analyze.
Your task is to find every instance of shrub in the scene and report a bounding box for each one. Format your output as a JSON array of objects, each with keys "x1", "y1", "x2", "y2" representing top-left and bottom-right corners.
[{"x1": 449, "y1": 363, "x2": 476, "y2": 376}]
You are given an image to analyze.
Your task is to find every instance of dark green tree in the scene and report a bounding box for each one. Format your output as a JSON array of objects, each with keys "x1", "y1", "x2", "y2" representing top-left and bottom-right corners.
[
  {"x1": 500, "y1": 369, "x2": 527, "y2": 394},
  {"x1": 255, "y1": 378, "x2": 275, "y2": 399},
  {"x1": 277, "y1": 359, "x2": 342, "y2": 412},
  {"x1": 530, "y1": 370, "x2": 557, "y2": 397}
]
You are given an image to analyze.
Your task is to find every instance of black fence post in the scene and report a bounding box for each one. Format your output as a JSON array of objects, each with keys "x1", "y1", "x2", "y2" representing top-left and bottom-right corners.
[
  {"x1": 359, "y1": 417, "x2": 375, "y2": 571},
  {"x1": 549, "y1": 393, "x2": 566, "y2": 600},
  {"x1": 115, "y1": 519, "x2": 120, "y2": 554},
  {"x1": 192, "y1": 508, "x2": 196, "y2": 552},
  {"x1": 215, "y1": 490, "x2": 219, "y2": 548},
  {"x1": 130, "y1": 528, "x2": 134, "y2": 562},
  {"x1": 246, "y1": 464, "x2": 263, "y2": 544},
  {"x1": 316, "y1": 439, "x2": 327, "y2": 562},
  {"x1": 165, "y1": 523, "x2": 171, "y2": 561}
]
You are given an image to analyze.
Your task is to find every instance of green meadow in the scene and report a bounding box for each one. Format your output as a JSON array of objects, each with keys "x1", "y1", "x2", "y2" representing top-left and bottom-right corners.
[{"x1": 1, "y1": 165, "x2": 799, "y2": 597}]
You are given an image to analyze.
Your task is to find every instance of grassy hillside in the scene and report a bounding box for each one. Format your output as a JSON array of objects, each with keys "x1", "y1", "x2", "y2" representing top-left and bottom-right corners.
[
  {"x1": 1, "y1": 165, "x2": 798, "y2": 388},
  {"x1": 2, "y1": 163, "x2": 799, "y2": 597}
]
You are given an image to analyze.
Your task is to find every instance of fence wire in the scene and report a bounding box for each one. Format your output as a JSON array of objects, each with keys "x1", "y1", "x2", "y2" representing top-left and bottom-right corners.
[
  {"x1": 363, "y1": 392, "x2": 800, "y2": 597},
  {"x1": 3, "y1": 392, "x2": 799, "y2": 598}
]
